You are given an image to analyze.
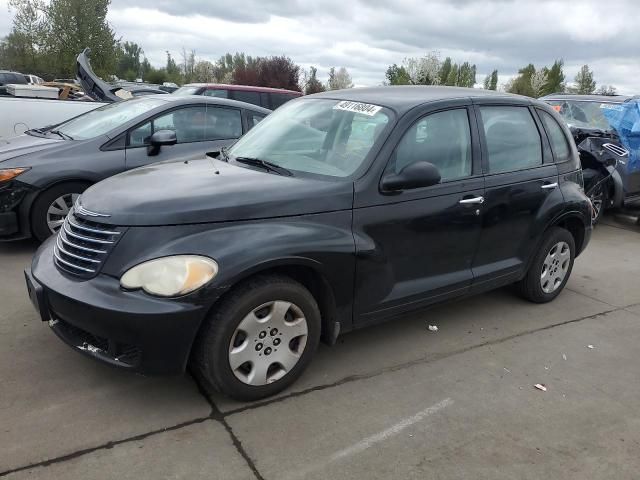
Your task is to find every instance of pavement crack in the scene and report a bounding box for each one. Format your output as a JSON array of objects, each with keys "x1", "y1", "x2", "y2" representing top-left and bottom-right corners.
[
  {"x1": 189, "y1": 370, "x2": 266, "y2": 480},
  {"x1": 0, "y1": 416, "x2": 212, "y2": 478},
  {"x1": 224, "y1": 307, "x2": 621, "y2": 415}
]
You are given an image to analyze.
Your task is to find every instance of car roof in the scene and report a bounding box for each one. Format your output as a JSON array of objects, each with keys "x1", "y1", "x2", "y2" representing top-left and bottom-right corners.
[
  {"x1": 540, "y1": 93, "x2": 633, "y2": 103},
  {"x1": 182, "y1": 83, "x2": 303, "y2": 95},
  {"x1": 307, "y1": 86, "x2": 533, "y2": 114},
  {"x1": 145, "y1": 94, "x2": 271, "y2": 114}
]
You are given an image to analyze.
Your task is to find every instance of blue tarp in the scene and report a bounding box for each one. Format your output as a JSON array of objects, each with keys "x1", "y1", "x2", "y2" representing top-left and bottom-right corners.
[{"x1": 601, "y1": 99, "x2": 640, "y2": 175}]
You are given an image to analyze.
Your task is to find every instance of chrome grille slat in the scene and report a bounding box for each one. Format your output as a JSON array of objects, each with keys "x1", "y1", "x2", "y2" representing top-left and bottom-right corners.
[
  {"x1": 53, "y1": 249, "x2": 96, "y2": 273},
  {"x1": 63, "y1": 222, "x2": 114, "y2": 244},
  {"x1": 56, "y1": 237, "x2": 101, "y2": 263},
  {"x1": 58, "y1": 234, "x2": 107, "y2": 254},
  {"x1": 53, "y1": 211, "x2": 124, "y2": 278},
  {"x1": 67, "y1": 216, "x2": 120, "y2": 236}
]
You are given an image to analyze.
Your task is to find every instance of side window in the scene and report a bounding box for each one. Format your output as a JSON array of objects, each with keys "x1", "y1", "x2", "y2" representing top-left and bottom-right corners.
[
  {"x1": 392, "y1": 109, "x2": 472, "y2": 181},
  {"x1": 129, "y1": 121, "x2": 152, "y2": 147},
  {"x1": 538, "y1": 110, "x2": 571, "y2": 163},
  {"x1": 247, "y1": 112, "x2": 266, "y2": 130},
  {"x1": 271, "y1": 93, "x2": 295, "y2": 109},
  {"x1": 480, "y1": 106, "x2": 542, "y2": 174},
  {"x1": 232, "y1": 90, "x2": 261, "y2": 106},
  {"x1": 203, "y1": 89, "x2": 229, "y2": 98},
  {"x1": 204, "y1": 106, "x2": 242, "y2": 139},
  {"x1": 155, "y1": 106, "x2": 207, "y2": 143}
]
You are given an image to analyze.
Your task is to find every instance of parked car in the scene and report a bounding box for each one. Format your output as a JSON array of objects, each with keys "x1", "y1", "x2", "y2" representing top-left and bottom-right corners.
[
  {"x1": 541, "y1": 94, "x2": 640, "y2": 218},
  {"x1": 0, "y1": 70, "x2": 28, "y2": 95},
  {"x1": 173, "y1": 83, "x2": 302, "y2": 110},
  {"x1": 24, "y1": 74, "x2": 45, "y2": 85},
  {"x1": 0, "y1": 95, "x2": 269, "y2": 241},
  {"x1": 25, "y1": 86, "x2": 591, "y2": 400}
]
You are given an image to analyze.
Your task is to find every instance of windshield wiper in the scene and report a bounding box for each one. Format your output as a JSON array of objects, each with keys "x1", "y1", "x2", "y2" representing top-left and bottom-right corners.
[
  {"x1": 50, "y1": 129, "x2": 74, "y2": 140},
  {"x1": 235, "y1": 157, "x2": 293, "y2": 176}
]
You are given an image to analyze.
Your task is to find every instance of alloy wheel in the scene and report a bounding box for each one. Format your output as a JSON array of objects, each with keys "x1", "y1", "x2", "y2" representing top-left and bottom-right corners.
[
  {"x1": 46, "y1": 193, "x2": 79, "y2": 234},
  {"x1": 228, "y1": 300, "x2": 308, "y2": 386},
  {"x1": 589, "y1": 185, "x2": 604, "y2": 223},
  {"x1": 540, "y1": 241, "x2": 571, "y2": 294}
]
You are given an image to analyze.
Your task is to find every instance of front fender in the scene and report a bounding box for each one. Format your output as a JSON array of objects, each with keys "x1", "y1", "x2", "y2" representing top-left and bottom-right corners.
[{"x1": 102, "y1": 211, "x2": 356, "y2": 326}]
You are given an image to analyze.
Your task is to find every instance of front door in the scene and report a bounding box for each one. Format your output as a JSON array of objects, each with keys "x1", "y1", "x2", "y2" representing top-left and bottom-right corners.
[
  {"x1": 470, "y1": 104, "x2": 560, "y2": 291},
  {"x1": 353, "y1": 106, "x2": 484, "y2": 324},
  {"x1": 125, "y1": 105, "x2": 244, "y2": 169}
]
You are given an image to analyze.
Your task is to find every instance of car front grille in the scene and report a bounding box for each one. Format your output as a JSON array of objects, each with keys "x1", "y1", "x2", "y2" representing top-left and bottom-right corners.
[{"x1": 53, "y1": 210, "x2": 125, "y2": 278}]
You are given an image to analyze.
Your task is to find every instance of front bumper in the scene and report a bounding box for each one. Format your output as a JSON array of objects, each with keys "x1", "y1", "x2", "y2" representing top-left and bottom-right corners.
[
  {"x1": 27, "y1": 237, "x2": 221, "y2": 375},
  {"x1": 0, "y1": 181, "x2": 35, "y2": 241}
]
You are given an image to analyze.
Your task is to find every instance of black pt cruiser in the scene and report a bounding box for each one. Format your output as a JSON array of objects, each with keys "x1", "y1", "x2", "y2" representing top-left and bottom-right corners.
[{"x1": 25, "y1": 86, "x2": 592, "y2": 401}]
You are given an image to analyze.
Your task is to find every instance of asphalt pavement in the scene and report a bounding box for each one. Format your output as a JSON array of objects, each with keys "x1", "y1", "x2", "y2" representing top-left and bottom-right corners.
[{"x1": 1, "y1": 215, "x2": 639, "y2": 479}]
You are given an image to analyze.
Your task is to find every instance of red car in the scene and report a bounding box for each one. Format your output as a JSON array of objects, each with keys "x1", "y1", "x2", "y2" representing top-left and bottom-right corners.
[{"x1": 173, "y1": 83, "x2": 302, "y2": 110}]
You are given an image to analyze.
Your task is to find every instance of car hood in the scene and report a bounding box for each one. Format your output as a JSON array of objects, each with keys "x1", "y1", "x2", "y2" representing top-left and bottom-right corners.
[
  {"x1": 0, "y1": 134, "x2": 63, "y2": 164},
  {"x1": 78, "y1": 157, "x2": 354, "y2": 226}
]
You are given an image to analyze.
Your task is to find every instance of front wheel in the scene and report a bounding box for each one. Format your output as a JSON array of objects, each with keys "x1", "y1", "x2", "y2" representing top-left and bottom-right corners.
[
  {"x1": 517, "y1": 227, "x2": 575, "y2": 303},
  {"x1": 30, "y1": 182, "x2": 89, "y2": 242},
  {"x1": 192, "y1": 275, "x2": 321, "y2": 401}
]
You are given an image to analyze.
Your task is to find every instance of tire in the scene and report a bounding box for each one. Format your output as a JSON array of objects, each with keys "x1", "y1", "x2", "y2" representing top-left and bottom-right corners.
[
  {"x1": 192, "y1": 275, "x2": 321, "y2": 401},
  {"x1": 587, "y1": 173, "x2": 608, "y2": 225},
  {"x1": 517, "y1": 227, "x2": 575, "y2": 304},
  {"x1": 31, "y1": 181, "x2": 90, "y2": 242}
]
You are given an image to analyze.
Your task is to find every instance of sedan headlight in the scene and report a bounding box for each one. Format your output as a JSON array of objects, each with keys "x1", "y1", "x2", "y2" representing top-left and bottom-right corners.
[
  {"x1": 0, "y1": 167, "x2": 30, "y2": 183},
  {"x1": 120, "y1": 255, "x2": 218, "y2": 297}
]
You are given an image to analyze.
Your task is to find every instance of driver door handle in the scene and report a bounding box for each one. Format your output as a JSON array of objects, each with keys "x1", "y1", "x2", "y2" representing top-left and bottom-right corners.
[
  {"x1": 541, "y1": 182, "x2": 558, "y2": 190},
  {"x1": 459, "y1": 196, "x2": 484, "y2": 205}
]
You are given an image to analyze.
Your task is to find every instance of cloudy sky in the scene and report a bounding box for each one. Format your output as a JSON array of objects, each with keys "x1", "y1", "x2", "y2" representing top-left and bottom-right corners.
[{"x1": 2, "y1": 0, "x2": 639, "y2": 93}]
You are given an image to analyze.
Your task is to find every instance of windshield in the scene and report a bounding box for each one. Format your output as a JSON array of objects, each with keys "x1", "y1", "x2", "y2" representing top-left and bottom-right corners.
[
  {"x1": 173, "y1": 86, "x2": 202, "y2": 96},
  {"x1": 55, "y1": 97, "x2": 166, "y2": 140},
  {"x1": 546, "y1": 100, "x2": 619, "y2": 131},
  {"x1": 228, "y1": 98, "x2": 391, "y2": 178}
]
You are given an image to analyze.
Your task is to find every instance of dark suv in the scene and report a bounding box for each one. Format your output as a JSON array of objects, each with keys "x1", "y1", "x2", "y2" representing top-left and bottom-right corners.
[{"x1": 26, "y1": 87, "x2": 592, "y2": 400}]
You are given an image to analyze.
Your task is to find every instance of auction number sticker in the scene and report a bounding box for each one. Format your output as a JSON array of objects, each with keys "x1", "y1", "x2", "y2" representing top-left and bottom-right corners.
[
  {"x1": 333, "y1": 100, "x2": 383, "y2": 116},
  {"x1": 599, "y1": 103, "x2": 623, "y2": 111}
]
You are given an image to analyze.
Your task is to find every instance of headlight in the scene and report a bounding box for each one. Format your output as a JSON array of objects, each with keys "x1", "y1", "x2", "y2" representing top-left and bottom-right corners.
[
  {"x1": 120, "y1": 255, "x2": 218, "y2": 297},
  {"x1": 0, "y1": 167, "x2": 30, "y2": 183}
]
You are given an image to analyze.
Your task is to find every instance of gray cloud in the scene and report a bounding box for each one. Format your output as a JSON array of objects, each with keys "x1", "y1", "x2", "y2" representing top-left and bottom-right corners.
[{"x1": 2, "y1": 0, "x2": 639, "y2": 92}]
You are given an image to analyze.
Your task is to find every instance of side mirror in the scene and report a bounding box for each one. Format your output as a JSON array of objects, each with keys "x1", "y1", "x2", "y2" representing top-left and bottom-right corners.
[
  {"x1": 381, "y1": 161, "x2": 441, "y2": 192},
  {"x1": 147, "y1": 129, "x2": 177, "y2": 156}
]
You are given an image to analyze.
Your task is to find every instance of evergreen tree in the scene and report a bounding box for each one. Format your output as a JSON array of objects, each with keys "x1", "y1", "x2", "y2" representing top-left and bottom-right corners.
[{"x1": 574, "y1": 64, "x2": 596, "y2": 94}]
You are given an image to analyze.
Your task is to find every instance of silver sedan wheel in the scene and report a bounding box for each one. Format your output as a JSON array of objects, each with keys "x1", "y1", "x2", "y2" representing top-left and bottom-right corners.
[
  {"x1": 46, "y1": 193, "x2": 79, "y2": 234},
  {"x1": 229, "y1": 300, "x2": 308, "y2": 386},
  {"x1": 540, "y1": 241, "x2": 571, "y2": 294}
]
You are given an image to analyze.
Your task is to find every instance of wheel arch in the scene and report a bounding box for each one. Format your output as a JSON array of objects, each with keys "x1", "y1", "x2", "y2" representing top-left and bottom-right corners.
[
  {"x1": 212, "y1": 258, "x2": 341, "y2": 345},
  {"x1": 551, "y1": 212, "x2": 588, "y2": 257}
]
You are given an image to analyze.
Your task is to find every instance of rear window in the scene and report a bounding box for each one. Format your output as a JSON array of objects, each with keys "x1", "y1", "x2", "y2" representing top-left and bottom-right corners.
[
  {"x1": 203, "y1": 89, "x2": 229, "y2": 99},
  {"x1": 173, "y1": 86, "x2": 203, "y2": 96}
]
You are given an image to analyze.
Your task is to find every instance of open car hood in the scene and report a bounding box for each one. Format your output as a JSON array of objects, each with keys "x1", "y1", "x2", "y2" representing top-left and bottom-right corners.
[{"x1": 76, "y1": 48, "x2": 127, "y2": 103}]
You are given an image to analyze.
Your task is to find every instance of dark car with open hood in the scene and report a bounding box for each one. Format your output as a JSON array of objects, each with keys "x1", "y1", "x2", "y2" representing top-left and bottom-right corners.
[{"x1": 26, "y1": 86, "x2": 592, "y2": 401}]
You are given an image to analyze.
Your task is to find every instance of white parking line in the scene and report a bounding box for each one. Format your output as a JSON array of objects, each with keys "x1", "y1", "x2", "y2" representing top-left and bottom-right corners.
[{"x1": 288, "y1": 397, "x2": 453, "y2": 479}]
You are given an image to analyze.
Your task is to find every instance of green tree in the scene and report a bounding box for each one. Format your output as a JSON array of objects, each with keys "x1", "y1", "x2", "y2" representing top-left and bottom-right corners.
[
  {"x1": 445, "y1": 64, "x2": 459, "y2": 86},
  {"x1": 543, "y1": 59, "x2": 565, "y2": 95},
  {"x1": 327, "y1": 66, "x2": 353, "y2": 90},
  {"x1": 574, "y1": 64, "x2": 596, "y2": 94},
  {"x1": 506, "y1": 63, "x2": 536, "y2": 97},
  {"x1": 385, "y1": 64, "x2": 411, "y2": 85},
  {"x1": 304, "y1": 66, "x2": 325, "y2": 94},
  {"x1": 115, "y1": 41, "x2": 143, "y2": 80},
  {"x1": 439, "y1": 57, "x2": 452, "y2": 85},
  {"x1": 44, "y1": 0, "x2": 117, "y2": 78},
  {"x1": 458, "y1": 62, "x2": 476, "y2": 87}
]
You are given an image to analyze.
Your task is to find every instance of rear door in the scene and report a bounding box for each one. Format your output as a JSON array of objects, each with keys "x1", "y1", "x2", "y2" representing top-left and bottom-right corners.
[
  {"x1": 125, "y1": 104, "x2": 244, "y2": 169},
  {"x1": 470, "y1": 102, "x2": 561, "y2": 292}
]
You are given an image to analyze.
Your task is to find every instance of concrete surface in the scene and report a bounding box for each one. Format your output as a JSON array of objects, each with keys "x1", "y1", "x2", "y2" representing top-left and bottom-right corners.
[{"x1": 1, "y1": 215, "x2": 639, "y2": 479}]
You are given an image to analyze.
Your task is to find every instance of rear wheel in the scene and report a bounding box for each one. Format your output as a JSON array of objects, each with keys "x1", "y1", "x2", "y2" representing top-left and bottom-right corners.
[
  {"x1": 587, "y1": 173, "x2": 608, "y2": 225},
  {"x1": 192, "y1": 275, "x2": 321, "y2": 401},
  {"x1": 31, "y1": 182, "x2": 89, "y2": 242},
  {"x1": 517, "y1": 227, "x2": 575, "y2": 303}
]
